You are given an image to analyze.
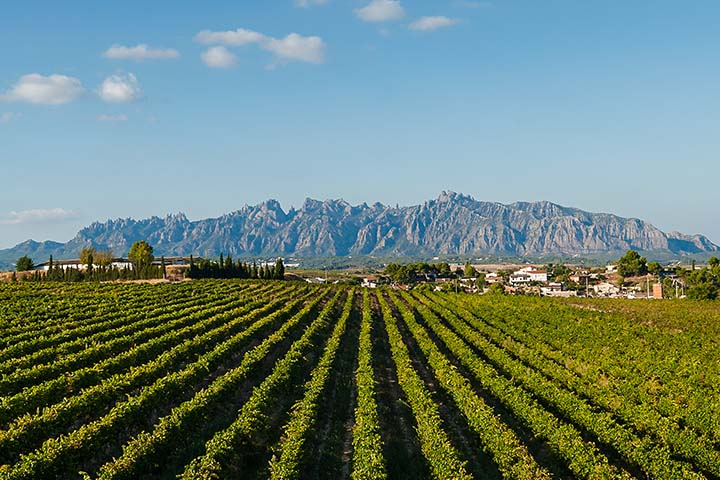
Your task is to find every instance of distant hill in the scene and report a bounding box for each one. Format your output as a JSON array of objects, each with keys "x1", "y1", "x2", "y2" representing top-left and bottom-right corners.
[{"x1": 1, "y1": 192, "x2": 717, "y2": 269}]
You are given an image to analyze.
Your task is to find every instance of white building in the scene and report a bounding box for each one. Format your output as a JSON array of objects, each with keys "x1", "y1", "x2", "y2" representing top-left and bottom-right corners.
[
  {"x1": 512, "y1": 267, "x2": 548, "y2": 283},
  {"x1": 362, "y1": 277, "x2": 378, "y2": 288},
  {"x1": 593, "y1": 282, "x2": 621, "y2": 296},
  {"x1": 485, "y1": 272, "x2": 501, "y2": 283},
  {"x1": 509, "y1": 273, "x2": 531, "y2": 285}
]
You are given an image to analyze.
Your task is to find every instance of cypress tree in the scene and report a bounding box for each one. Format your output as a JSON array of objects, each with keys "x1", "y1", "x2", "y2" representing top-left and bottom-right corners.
[
  {"x1": 225, "y1": 254, "x2": 233, "y2": 277},
  {"x1": 188, "y1": 255, "x2": 196, "y2": 279},
  {"x1": 274, "y1": 257, "x2": 285, "y2": 280}
]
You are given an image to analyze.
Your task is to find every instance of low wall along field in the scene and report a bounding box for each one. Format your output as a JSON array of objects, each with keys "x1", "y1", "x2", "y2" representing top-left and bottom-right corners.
[{"x1": 0, "y1": 280, "x2": 718, "y2": 479}]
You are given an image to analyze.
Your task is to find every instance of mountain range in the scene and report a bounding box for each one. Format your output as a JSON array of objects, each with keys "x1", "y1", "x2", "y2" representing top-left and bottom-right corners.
[{"x1": 1, "y1": 192, "x2": 717, "y2": 269}]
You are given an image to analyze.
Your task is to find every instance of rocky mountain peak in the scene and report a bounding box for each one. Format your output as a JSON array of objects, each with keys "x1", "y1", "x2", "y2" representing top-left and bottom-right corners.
[{"x1": 0, "y1": 193, "x2": 717, "y2": 268}]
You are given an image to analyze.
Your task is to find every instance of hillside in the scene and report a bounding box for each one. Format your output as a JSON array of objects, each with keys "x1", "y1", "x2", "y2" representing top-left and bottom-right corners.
[{"x1": 0, "y1": 192, "x2": 717, "y2": 268}]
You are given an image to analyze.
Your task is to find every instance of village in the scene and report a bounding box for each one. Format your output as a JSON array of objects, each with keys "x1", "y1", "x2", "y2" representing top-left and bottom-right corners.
[{"x1": 352, "y1": 258, "x2": 693, "y2": 300}]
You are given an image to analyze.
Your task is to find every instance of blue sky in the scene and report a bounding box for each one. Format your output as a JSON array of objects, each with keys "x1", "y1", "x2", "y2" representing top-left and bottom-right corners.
[{"x1": 1, "y1": 0, "x2": 719, "y2": 249}]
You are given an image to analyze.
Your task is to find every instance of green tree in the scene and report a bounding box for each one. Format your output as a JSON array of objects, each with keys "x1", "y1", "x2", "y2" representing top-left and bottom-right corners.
[
  {"x1": 79, "y1": 247, "x2": 97, "y2": 267},
  {"x1": 128, "y1": 241, "x2": 154, "y2": 269},
  {"x1": 617, "y1": 250, "x2": 648, "y2": 277},
  {"x1": 95, "y1": 250, "x2": 113, "y2": 267},
  {"x1": 487, "y1": 282, "x2": 506, "y2": 295},
  {"x1": 86, "y1": 252, "x2": 94, "y2": 276},
  {"x1": 647, "y1": 261, "x2": 663, "y2": 276},
  {"x1": 16, "y1": 255, "x2": 34, "y2": 272},
  {"x1": 709, "y1": 256, "x2": 719, "y2": 268},
  {"x1": 687, "y1": 283, "x2": 718, "y2": 300},
  {"x1": 687, "y1": 264, "x2": 720, "y2": 300},
  {"x1": 475, "y1": 273, "x2": 486, "y2": 291},
  {"x1": 546, "y1": 263, "x2": 572, "y2": 282},
  {"x1": 274, "y1": 257, "x2": 285, "y2": 280},
  {"x1": 463, "y1": 261, "x2": 477, "y2": 278}
]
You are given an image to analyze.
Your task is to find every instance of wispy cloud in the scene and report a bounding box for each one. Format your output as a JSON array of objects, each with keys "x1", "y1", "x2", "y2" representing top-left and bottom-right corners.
[
  {"x1": 97, "y1": 73, "x2": 142, "y2": 103},
  {"x1": 0, "y1": 74, "x2": 84, "y2": 105},
  {"x1": 195, "y1": 28, "x2": 326, "y2": 65},
  {"x1": 409, "y1": 16, "x2": 459, "y2": 32},
  {"x1": 195, "y1": 28, "x2": 265, "y2": 46},
  {"x1": 295, "y1": 0, "x2": 330, "y2": 7},
  {"x1": 0, "y1": 112, "x2": 21, "y2": 124},
  {"x1": 1, "y1": 208, "x2": 78, "y2": 225},
  {"x1": 97, "y1": 114, "x2": 129, "y2": 123},
  {"x1": 103, "y1": 44, "x2": 179, "y2": 61},
  {"x1": 355, "y1": 0, "x2": 405, "y2": 22}
]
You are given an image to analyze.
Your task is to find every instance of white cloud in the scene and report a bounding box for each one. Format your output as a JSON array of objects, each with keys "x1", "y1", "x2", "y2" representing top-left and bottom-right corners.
[
  {"x1": 295, "y1": 0, "x2": 330, "y2": 7},
  {"x1": 0, "y1": 112, "x2": 20, "y2": 124},
  {"x1": 97, "y1": 114, "x2": 129, "y2": 123},
  {"x1": 201, "y1": 46, "x2": 238, "y2": 68},
  {"x1": 261, "y1": 34, "x2": 325, "y2": 64},
  {"x1": 97, "y1": 73, "x2": 142, "y2": 103},
  {"x1": 1, "y1": 208, "x2": 77, "y2": 225},
  {"x1": 103, "y1": 44, "x2": 179, "y2": 61},
  {"x1": 195, "y1": 28, "x2": 326, "y2": 65},
  {"x1": 0, "y1": 74, "x2": 84, "y2": 105},
  {"x1": 194, "y1": 28, "x2": 266, "y2": 46},
  {"x1": 409, "y1": 16, "x2": 458, "y2": 31},
  {"x1": 355, "y1": 0, "x2": 405, "y2": 22}
]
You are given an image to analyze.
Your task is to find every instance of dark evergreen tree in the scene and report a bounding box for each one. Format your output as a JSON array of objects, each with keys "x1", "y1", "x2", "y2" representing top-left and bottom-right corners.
[{"x1": 274, "y1": 257, "x2": 285, "y2": 280}]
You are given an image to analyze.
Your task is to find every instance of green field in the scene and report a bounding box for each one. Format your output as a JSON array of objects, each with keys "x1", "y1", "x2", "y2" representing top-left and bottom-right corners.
[{"x1": 0, "y1": 281, "x2": 718, "y2": 479}]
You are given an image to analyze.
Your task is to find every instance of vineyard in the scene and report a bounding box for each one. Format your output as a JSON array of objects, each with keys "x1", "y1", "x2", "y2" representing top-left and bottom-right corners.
[{"x1": 0, "y1": 281, "x2": 719, "y2": 479}]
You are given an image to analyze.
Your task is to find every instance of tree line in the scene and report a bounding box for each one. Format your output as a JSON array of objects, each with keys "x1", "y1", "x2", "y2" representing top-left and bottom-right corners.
[
  {"x1": 13, "y1": 242, "x2": 287, "y2": 283},
  {"x1": 13, "y1": 242, "x2": 164, "y2": 282},
  {"x1": 187, "y1": 255, "x2": 285, "y2": 280}
]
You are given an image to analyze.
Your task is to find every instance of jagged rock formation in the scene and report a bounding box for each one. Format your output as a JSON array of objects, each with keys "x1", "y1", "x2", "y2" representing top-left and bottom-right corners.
[{"x1": 1, "y1": 192, "x2": 717, "y2": 267}]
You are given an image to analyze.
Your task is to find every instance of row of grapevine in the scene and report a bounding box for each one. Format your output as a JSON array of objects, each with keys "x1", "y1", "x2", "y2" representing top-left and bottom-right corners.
[
  {"x1": 416, "y1": 292, "x2": 707, "y2": 479},
  {"x1": 0, "y1": 287, "x2": 325, "y2": 479},
  {"x1": 389, "y1": 291, "x2": 554, "y2": 480},
  {"x1": 267, "y1": 291, "x2": 355, "y2": 479},
  {"x1": 0, "y1": 287, "x2": 198, "y2": 355},
  {"x1": 177, "y1": 290, "x2": 345, "y2": 479},
  {"x1": 466, "y1": 296, "x2": 720, "y2": 444},
  {"x1": 1, "y1": 280, "x2": 718, "y2": 479},
  {"x1": 430, "y1": 292, "x2": 720, "y2": 477},
  {"x1": 0, "y1": 281, "x2": 233, "y2": 349},
  {"x1": 94, "y1": 289, "x2": 338, "y2": 479},
  {"x1": 0, "y1": 289, "x2": 260, "y2": 394},
  {"x1": 0, "y1": 286, "x2": 298, "y2": 454},
  {"x1": 350, "y1": 290, "x2": 387, "y2": 480},
  {"x1": 376, "y1": 292, "x2": 473, "y2": 479},
  {"x1": 407, "y1": 292, "x2": 634, "y2": 478}
]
